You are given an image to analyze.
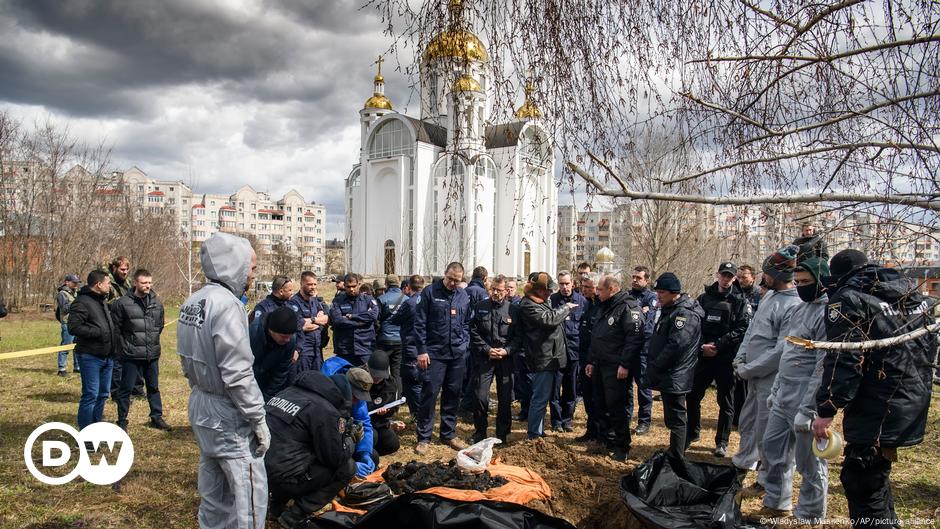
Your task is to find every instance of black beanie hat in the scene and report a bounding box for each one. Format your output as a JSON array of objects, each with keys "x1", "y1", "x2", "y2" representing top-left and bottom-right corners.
[
  {"x1": 653, "y1": 272, "x2": 682, "y2": 293},
  {"x1": 267, "y1": 306, "x2": 298, "y2": 334},
  {"x1": 829, "y1": 249, "x2": 868, "y2": 279}
]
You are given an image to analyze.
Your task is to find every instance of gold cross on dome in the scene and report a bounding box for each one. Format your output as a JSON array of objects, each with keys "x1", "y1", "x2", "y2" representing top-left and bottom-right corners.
[{"x1": 374, "y1": 55, "x2": 384, "y2": 76}]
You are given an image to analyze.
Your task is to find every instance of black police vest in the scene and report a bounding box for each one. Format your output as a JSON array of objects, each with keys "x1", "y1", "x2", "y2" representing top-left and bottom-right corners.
[{"x1": 701, "y1": 297, "x2": 732, "y2": 340}]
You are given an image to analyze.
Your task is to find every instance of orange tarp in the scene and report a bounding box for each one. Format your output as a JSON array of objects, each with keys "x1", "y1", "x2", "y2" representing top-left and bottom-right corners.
[{"x1": 330, "y1": 460, "x2": 552, "y2": 515}]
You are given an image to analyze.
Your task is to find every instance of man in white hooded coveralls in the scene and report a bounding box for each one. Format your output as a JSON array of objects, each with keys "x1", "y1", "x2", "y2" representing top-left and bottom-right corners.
[
  {"x1": 747, "y1": 256, "x2": 830, "y2": 523},
  {"x1": 177, "y1": 233, "x2": 270, "y2": 528}
]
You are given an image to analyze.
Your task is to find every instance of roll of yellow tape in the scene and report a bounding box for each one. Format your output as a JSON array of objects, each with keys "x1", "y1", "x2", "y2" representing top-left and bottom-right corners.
[{"x1": 812, "y1": 429, "x2": 844, "y2": 459}]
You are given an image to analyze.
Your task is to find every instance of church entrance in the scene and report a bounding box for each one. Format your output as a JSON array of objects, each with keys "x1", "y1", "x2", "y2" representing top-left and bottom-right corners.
[{"x1": 384, "y1": 240, "x2": 396, "y2": 275}]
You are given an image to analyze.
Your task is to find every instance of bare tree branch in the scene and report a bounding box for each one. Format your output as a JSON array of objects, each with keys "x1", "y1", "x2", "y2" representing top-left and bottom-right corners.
[{"x1": 786, "y1": 322, "x2": 940, "y2": 351}]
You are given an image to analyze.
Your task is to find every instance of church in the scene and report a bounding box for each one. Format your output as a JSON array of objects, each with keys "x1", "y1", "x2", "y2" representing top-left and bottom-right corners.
[{"x1": 345, "y1": 1, "x2": 558, "y2": 278}]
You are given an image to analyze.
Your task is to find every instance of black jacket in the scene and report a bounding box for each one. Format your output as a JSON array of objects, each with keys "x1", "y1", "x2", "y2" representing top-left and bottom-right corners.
[
  {"x1": 792, "y1": 234, "x2": 829, "y2": 261},
  {"x1": 644, "y1": 294, "x2": 704, "y2": 394},
  {"x1": 511, "y1": 295, "x2": 570, "y2": 372},
  {"x1": 367, "y1": 378, "x2": 400, "y2": 430},
  {"x1": 815, "y1": 265, "x2": 935, "y2": 448},
  {"x1": 469, "y1": 298, "x2": 513, "y2": 358},
  {"x1": 110, "y1": 291, "x2": 165, "y2": 361},
  {"x1": 578, "y1": 299, "x2": 599, "y2": 364},
  {"x1": 250, "y1": 313, "x2": 299, "y2": 402},
  {"x1": 264, "y1": 370, "x2": 356, "y2": 484},
  {"x1": 67, "y1": 286, "x2": 122, "y2": 358},
  {"x1": 696, "y1": 282, "x2": 751, "y2": 360},
  {"x1": 587, "y1": 291, "x2": 644, "y2": 368}
]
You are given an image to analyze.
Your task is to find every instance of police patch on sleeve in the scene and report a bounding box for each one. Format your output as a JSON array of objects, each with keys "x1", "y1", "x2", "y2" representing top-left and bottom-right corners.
[
  {"x1": 254, "y1": 310, "x2": 262, "y2": 319},
  {"x1": 608, "y1": 316, "x2": 615, "y2": 326},
  {"x1": 631, "y1": 311, "x2": 640, "y2": 321},
  {"x1": 827, "y1": 302, "x2": 842, "y2": 322},
  {"x1": 675, "y1": 316, "x2": 686, "y2": 329}
]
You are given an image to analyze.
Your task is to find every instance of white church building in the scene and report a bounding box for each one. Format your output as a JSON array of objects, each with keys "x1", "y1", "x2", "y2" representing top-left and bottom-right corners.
[{"x1": 345, "y1": 3, "x2": 557, "y2": 278}]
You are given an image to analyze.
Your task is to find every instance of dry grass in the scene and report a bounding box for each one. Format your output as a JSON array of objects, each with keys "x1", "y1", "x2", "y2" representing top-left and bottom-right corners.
[{"x1": 1, "y1": 299, "x2": 939, "y2": 528}]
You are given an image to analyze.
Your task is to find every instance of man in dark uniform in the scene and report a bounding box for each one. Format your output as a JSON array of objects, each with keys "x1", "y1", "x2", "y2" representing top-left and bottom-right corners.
[
  {"x1": 813, "y1": 250, "x2": 935, "y2": 529},
  {"x1": 265, "y1": 370, "x2": 361, "y2": 528},
  {"x1": 366, "y1": 350, "x2": 404, "y2": 456},
  {"x1": 412, "y1": 262, "x2": 472, "y2": 454},
  {"x1": 289, "y1": 271, "x2": 329, "y2": 377},
  {"x1": 250, "y1": 305, "x2": 300, "y2": 402},
  {"x1": 584, "y1": 274, "x2": 645, "y2": 460},
  {"x1": 628, "y1": 265, "x2": 657, "y2": 435},
  {"x1": 575, "y1": 274, "x2": 601, "y2": 442},
  {"x1": 688, "y1": 262, "x2": 751, "y2": 457},
  {"x1": 251, "y1": 275, "x2": 299, "y2": 324},
  {"x1": 329, "y1": 273, "x2": 379, "y2": 366},
  {"x1": 459, "y1": 266, "x2": 490, "y2": 414},
  {"x1": 645, "y1": 272, "x2": 704, "y2": 459},
  {"x1": 468, "y1": 275, "x2": 515, "y2": 443},
  {"x1": 549, "y1": 271, "x2": 588, "y2": 432},
  {"x1": 389, "y1": 275, "x2": 426, "y2": 417}
]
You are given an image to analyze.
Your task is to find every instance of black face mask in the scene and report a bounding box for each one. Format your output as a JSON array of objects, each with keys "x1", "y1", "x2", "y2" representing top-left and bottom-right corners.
[{"x1": 797, "y1": 282, "x2": 824, "y2": 302}]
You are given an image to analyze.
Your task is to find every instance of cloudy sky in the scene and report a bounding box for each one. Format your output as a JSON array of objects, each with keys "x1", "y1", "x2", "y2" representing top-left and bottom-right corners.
[{"x1": 0, "y1": 0, "x2": 447, "y2": 238}]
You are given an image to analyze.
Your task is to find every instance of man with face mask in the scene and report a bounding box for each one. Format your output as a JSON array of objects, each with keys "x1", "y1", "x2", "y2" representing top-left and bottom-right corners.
[
  {"x1": 177, "y1": 232, "x2": 269, "y2": 529},
  {"x1": 732, "y1": 245, "x2": 802, "y2": 500},
  {"x1": 747, "y1": 256, "x2": 830, "y2": 524}
]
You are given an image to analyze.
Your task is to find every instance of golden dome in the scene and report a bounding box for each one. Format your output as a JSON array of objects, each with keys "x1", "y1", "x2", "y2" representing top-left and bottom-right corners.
[
  {"x1": 423, "y1": 29, "x2": 489, "y2": 63},
  {"x1": 595, "y1": 246, "x2": 615, "y2": 263},
  {"x1": 364, "y1": 94, "x2": 393, "y2": 110},
  {"x1": 515, "y1": 81, "x2": 541, "y2": 119},
  {"x1": 452, "y1": 74, "x2": 481, "y2": 92},
  {"x1": 374, "y1": 74, "x2": 384, "y2": 83}
]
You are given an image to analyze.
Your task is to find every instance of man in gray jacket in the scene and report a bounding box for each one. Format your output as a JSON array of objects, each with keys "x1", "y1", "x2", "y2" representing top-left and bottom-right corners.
[
  {"x1": 177, "y1": 233, "x2": 269, "y2": 529},
  {"x1": 732, "y1": 245, "x2": 802, "y2": 499},
  {"x1": 749, "y1": 256, "x2": 830, "y2": 523}
]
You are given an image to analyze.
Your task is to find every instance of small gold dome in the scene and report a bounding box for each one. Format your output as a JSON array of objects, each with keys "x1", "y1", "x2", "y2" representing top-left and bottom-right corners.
[
  {"x1": 364, "y1": 94, "x2": 393, "y2": 110},
  {"x1": 452, "y1": 74, "x2": 481, "y2": 92},
  {"x1": 595, "y1": 246, "x2": 615, "y2": 263},
  {"x1": 423, "y1": 29, "x2": 489, "y2": 63},
  {"x1": 374, "y1": 74, "x2": 384, "y2": 83},
  {"x1": 515, "y1": 81, "x2": 541, "y2": 118}
]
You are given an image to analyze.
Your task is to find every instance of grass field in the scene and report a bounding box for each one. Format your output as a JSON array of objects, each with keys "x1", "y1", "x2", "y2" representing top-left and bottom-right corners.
[{"x1": 1, "y1": 295, "x2": 939, "y2": 529}]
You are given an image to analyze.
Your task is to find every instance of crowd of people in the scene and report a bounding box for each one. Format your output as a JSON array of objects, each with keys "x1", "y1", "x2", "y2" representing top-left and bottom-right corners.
[{"x1": 22, "y1": 221, "x2": 936, "y2": 529}]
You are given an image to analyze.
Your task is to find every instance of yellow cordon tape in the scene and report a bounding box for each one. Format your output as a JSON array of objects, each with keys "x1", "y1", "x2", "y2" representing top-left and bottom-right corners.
[{"x1": 0, "y1": 319, "x2": 178, "y2": 362}]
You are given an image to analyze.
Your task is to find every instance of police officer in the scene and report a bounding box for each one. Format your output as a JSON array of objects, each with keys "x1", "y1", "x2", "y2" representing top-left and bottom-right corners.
[
  {"x1": 549, "y1": 271, "x2": 588, "y2": 432},
  {"x1": 687, "y1": 262, "x2": 750, "y2": 457},
  {"x1": 575, "y1": 274, "x2": 601, "y2": 442},
  {"x1": 251, "y1": 275, "x2": 300, "y2": 325},
  {"x1": 265, "y1": 369, "x2": 364, "y2": 528},
  {"x1": 388, "y1": 275, "x2": 426, "y2": 417},
  {"x1": 645, "y1": 272, "x2": 704, "y2": 459},
  {"x1": 468, "y1": 274, "x2": 515, "y2": 443},
  {"x1": 366, "y1": 349, "x2": 404, "y2": 456},
  {"x1": 376, "y1": 274, "x2": 407, "y2": 389},
  {"x1": 584, "y1": 274, "x2": 645, "y2": 460},
  {"x1": 289, "y1": 271, "x2": 329, "y2": 377},
  {"x1": 412, "y1": 262, "x2": 472, "y2": 454},
  {"x1": 628, "y1": 266, "x2": 657, "y2": 435},
  {"x1": 459, "y1": 266, "x2": 490, "y2": 414},
  {"x1": 813, "y1": 250, "x2": 935, "y2": 529},
  {"x1": 250, "y1": 305, "x2": 300, "y2": 402},
  {"x1": 329, "y1": 273, "x2": 379, "y2": 366}
]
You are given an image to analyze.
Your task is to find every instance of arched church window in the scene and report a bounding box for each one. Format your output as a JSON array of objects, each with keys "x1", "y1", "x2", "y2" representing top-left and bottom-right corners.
[
  {"x1": 384, "y1": 240, "x2": 396, "y2": 275},
  {"x1": 369, "y1": 120, "x2": 414, "y2": 159},
  {"x1": 347, "y1": 167, "x2": 360, "y2": 187}
]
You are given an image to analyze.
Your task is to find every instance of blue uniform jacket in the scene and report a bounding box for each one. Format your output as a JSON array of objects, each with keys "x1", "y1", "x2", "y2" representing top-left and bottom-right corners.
[
  {"x1": 250, "y1": 294, "x2": 303, "y2": 329},
  {"x1": 550, "y1": 291, "x2": 589, "y2": 361},
  {"x1": 629, "y1": 287, "x2": 658, "y2": 356},
  {"x1": 288, "y1": 292, "x2": 328, "y2": 358},
  {"x1": 249, "y1": 313, "x2": 298, "y2": 402},
  {"x1": 321, "y1": 356, "x2": 373, "y2": 457},
  {"x1": 376, "y1": 287, "x2": 408, "y2": 345},
  {"x1": 329, "y1": 292, "x2": 378, "y2": 363},
  {"x1": 412, "y1": 279, "x2": 471, "y2": 361},
  {"x1": 465, "y1": 278, "x2": 488, "y2": 307},
  {"x1": 389, "y1": 293, "x2": 419, "y2": 362}
]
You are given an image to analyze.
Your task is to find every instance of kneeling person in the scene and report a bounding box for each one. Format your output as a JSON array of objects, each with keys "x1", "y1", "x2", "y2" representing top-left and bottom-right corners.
[
  {"x1": 265, "y1": 370, "x2": 362, "y2": 528},
  {"x1": 366, "y1": 350, "x2": 405, "y2": 455}
]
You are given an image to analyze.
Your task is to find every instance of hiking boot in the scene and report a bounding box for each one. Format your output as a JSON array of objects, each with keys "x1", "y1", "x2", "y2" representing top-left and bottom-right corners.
[
  {"x1": 414, "y1": 441, "x2": 430, "y2": 455},
  {"x1": 634, "y1": 423, "x2": 651, "y2": 435},
  {"x1": 513, "y1": 413, "x2": 528, "y2": 422},
  {"x1": 611, "y1": 448, "x2": 629, "y2": 462},
  {"x1": 685, "y1": 434, "x2": 700, "y2": 450},
  {"x1": 713, "y1": 445, "x2": 728, "y2": 458},
  {"x1": 740, "y1": 482, "x2": 766, "y2": 499},
  {"x1": 73, "y1": 368, "x2": 81, "y2": 373},
  {"x1": 149, "y1": 417, "x2": 173, "y2": 431},
  {"x1": 562, "y1": 424, "x2": 574, "y2": 433},
  {"x1": 744, "y1": 506, "x2": 791, "y2": 523},
  {"x1": 115, "y1": 420, "x2": 128, "y2": 431},
  {"x1": 468, "y1": 432, "x2": 486, "y2": 445},
  {"x1": 575, "y1": 432, "x2": 597, "y2": 442},
  {"x1": 57, "y1": 370, "x2": 67, "y2": 378},
  {"x1": 442, "y1": 437, "x2": 467, "y2": 450}
]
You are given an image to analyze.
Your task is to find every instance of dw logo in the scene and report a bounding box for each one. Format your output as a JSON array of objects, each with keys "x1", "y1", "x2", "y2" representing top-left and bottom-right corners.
[{"x1": 23, "y1": 422, "x2": 134, "y2": 485}]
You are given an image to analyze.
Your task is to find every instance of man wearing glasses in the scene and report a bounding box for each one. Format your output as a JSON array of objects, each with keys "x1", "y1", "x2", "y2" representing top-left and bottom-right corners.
[{"x1": 412, "y1": 262, "x2": 472, "y2": 454}]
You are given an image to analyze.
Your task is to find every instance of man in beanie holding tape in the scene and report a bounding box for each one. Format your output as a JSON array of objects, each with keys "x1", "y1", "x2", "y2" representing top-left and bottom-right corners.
[
  {"x1": 644, "y1": 272, "x2": 704, "y2": 459},
  {"x1": 747, "y1": 256, "x2": 831, "y2": 523},
  {"x1": 813, "y1": 250, "x2": 935, "y2": 529},
  {"x1": 732, "y1": 245, "x2": 802, "y2": 499},
  {"x1": 250, "y1": 305, "x2": 301, "y2": 402}
]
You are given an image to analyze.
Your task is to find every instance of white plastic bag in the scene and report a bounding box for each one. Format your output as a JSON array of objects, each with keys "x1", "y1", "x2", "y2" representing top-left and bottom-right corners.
[{"x1": 455, "y1": 437, "x2": 502, "y2": 474}]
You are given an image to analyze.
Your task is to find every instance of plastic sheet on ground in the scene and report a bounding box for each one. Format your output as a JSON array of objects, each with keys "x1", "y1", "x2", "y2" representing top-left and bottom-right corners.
[
  {"x1": 306, "y1": 493, "x2": 575, "y2": 529},
  {"x1": 619, "y1": 450, "x2": 752, "y2": 529}
]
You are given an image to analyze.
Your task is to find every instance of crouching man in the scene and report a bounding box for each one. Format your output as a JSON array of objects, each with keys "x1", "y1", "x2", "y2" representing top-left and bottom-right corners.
[{"x1": 265, "y1": 369, "x2": 366, "y2": 528}]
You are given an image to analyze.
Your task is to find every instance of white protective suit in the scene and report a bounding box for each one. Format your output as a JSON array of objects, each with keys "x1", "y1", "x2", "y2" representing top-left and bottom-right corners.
[
  {"x1": 761, "y1": 293, "x2": 829, "y2": 520},
  {"x1": 177, "y1": 233, "x2": 267, "y2": 529},
  {"x1": 731, "y1": 288, "x2": 800, "y2": 486}
]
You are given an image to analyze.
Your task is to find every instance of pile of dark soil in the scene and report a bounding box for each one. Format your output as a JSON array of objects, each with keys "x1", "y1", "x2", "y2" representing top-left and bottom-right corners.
[{"x1": 382, "y1": 459, "x2": 508, "y2": 494}]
